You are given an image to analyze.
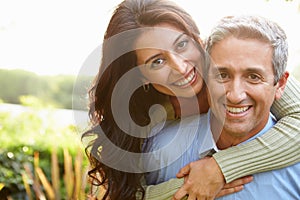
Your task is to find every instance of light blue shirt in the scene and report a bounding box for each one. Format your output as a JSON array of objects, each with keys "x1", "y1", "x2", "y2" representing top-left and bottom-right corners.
[
  {"x1": 216, "y1": 115, "x2": 300, "y2": 200},
  {"x1": 143, "y1": 111, "x2": 300, "y2": 199},
  {"x1": 143, "y1": 113, "x2": 217, "y2": 185}
]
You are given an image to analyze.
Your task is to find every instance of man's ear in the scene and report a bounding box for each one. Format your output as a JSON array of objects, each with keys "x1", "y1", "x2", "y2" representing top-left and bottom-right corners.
[{"x1": 275, "y1": 71, "x2": 289, "y2": 100}]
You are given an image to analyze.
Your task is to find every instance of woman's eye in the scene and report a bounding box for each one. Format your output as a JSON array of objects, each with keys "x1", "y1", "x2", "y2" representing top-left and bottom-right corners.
[
  {"x1": 176, "y1": 40, "x2": 188, "y2": 50},
  {"x1": 150, "y1": 58, "x2": 165, "y2": 69}
]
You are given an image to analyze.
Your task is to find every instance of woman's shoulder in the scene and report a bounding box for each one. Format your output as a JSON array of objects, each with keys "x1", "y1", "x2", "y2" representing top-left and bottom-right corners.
[{"x1": 144, "y1": 113, "x2": 210, "y2": 151}]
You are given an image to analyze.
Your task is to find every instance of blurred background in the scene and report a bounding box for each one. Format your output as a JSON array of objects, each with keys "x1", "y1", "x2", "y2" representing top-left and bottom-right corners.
[{"x1": 0, "y1": 0, "x2": 299, "y2": 199}]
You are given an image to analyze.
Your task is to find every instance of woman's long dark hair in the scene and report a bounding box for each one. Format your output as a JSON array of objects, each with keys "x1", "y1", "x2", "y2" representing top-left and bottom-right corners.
[{"x1": 82, "y1": 0, "x2": 201, "y2": 199}]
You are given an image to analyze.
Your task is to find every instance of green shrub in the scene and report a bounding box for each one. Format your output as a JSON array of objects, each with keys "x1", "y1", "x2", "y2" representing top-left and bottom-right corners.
[{"x1": 0, "y1": 99, "x2": 88, "y2": 198}]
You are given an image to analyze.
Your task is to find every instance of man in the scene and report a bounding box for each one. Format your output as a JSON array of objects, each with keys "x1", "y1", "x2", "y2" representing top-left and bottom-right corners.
[{"x1": 173, "y1": 15, "x2": 300, "y2": 200}]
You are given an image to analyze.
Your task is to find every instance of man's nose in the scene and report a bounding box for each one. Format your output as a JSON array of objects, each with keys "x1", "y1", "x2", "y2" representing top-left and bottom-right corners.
[{"x1": 226, "y1": 79, "x2": 247, "y2": 104}]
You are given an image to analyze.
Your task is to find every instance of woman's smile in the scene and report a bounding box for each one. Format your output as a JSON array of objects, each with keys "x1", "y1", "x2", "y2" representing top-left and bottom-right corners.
[{"x1": 172, "y1": 67, "x2": 197, "y2": 87}]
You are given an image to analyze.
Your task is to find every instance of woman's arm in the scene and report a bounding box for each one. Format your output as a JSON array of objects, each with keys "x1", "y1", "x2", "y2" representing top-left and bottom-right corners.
[
  {"x1": 214, "y1": 75, "x2": 300, "y2": 182},
  {"x1": 137, "y1": 178, "x2": 184, "y2": 200},
  {"x1": 141, "y1": 168, "x2": 251, "y2": 200}
]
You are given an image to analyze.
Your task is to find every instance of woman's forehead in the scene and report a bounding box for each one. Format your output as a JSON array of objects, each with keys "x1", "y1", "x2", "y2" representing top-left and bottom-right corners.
[{"x1": 134, "y1": 24, "x2": 185, "y2": 50}]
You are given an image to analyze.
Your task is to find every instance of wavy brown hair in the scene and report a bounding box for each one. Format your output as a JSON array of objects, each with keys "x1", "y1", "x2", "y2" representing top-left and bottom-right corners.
[{"x1": 82, "y1": 0, "x2": 201, "y2": 199}]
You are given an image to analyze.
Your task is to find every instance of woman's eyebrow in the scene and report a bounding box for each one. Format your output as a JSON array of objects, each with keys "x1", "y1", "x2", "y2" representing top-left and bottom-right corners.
[
  {"x1": 144, "y1": 33, "x2": 185, "y2": 65},
  {"x1": 145, "y1": 53, "x2": 162, "y2": 64},
  {"x1": 173, "y1": 33, "x2": 186, "y2": 46}
]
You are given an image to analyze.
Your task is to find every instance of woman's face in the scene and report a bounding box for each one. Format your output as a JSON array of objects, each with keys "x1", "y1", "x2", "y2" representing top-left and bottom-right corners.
[{"x1": 135, "y1": 23, "x2": 204, "y2": 98}]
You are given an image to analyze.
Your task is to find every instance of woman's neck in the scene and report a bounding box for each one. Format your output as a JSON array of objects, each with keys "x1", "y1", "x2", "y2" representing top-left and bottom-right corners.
[{"x1": 169, "y1": 86, "x2": 209, "y2": 118}]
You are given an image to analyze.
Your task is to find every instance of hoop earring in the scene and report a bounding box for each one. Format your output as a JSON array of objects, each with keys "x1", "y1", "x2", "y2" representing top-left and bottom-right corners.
[{"x1": 143, "y1": 83, "x2": 150, "y2": 92}]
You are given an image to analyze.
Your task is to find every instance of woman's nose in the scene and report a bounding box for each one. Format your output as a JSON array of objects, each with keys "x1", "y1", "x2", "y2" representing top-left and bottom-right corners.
[{"x1": 168, "y1": 53, "x2": 188, "y2": 74}]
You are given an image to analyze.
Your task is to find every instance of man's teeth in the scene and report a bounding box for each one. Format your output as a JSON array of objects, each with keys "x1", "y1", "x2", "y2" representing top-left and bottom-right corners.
[
  {"x1": 226, "y1": 106, "x2": 249, "y2": 114},
  {"x1": 174, "y1": 70, "x2": 195, "y2": 86}
]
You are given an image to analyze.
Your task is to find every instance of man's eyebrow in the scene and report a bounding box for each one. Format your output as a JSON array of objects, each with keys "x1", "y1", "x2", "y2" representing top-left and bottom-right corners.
[
  {"x1": 245, "y1": 67, "x2": 266, "y2": 74},
  {"x1": 214, "y1": 66, "x2": 227, "y2": 69},
  {"x1": 210, "y1": 65, "x2": 227, "y2": 72}
]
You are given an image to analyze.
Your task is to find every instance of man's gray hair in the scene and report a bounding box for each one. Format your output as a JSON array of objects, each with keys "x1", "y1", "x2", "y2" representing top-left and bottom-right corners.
[{"x1": 205, "y1": 15, "x2": 288, "y2": 84}]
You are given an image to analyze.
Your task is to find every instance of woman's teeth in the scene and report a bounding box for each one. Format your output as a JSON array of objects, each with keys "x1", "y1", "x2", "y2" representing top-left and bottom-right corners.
[
  {"x1": 174, "y1": 70, "x2": 195, "y2": 86},
  {"x1": 226, "y1": 106, "x2": 249, "y2": 114}
]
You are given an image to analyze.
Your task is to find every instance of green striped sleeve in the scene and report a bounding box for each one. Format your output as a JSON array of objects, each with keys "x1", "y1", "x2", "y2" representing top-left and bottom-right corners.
[
  {"x1": 213, "y1": 76, "x2": 300, "y2": 182},
  {"x1": 140, "y1": 178, "x2": 184, "y2": 200}
]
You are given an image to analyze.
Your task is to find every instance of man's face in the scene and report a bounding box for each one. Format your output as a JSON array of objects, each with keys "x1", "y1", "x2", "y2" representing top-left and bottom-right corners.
[{"x1": 207, "y1": 36, "x2": 287, "y2": 139}]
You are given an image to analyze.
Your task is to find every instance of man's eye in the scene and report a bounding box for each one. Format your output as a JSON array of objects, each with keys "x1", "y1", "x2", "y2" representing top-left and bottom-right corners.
[
  {"x1": 249, "y1": 74, "x2": 259, "y2": 79},
  {"x1": 211, "y1": 72, "x2": 230, "y2": 83},
  {"x1": 248, "y1": 74, "x2": 262, "y2": 83},
  {"x1": 217, "y1": 72, "x2": 229, "y2": 80}
]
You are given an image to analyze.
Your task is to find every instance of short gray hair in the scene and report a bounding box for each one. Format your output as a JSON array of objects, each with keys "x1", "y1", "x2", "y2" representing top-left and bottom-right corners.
[{"x1": 205, "y1": 15, "x2": 288, "y2": 84}]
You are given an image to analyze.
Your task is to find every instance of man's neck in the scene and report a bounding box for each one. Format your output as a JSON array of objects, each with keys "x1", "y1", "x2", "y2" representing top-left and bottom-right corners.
[
  {"x1": 210, "y1": 112, "x2": 271, "y2": 150},
  {"x1": 216, "y1": 132, "x2": 252, "y2": 150}
]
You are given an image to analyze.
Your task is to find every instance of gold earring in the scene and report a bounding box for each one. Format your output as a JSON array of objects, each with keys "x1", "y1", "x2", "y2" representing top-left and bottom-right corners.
[{"x1": 143, "y1": 83, "x2": 150, "y2": 92}]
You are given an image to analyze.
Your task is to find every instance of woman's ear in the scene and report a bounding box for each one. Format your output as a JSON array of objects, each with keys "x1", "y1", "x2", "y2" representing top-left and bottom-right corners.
[{"x1": 141, "y1": 78, "x2": 150, "y2": 92}]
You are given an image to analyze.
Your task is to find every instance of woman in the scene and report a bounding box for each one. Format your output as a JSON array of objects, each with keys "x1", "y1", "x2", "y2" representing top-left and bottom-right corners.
[{"x1": 82, "y1": 0, "x2": 300, "y2": 199}]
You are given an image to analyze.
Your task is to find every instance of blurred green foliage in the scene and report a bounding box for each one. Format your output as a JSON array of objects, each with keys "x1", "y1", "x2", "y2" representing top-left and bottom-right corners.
[
  {"x1": 0, "y1": 69, "x2": 91, "y2": 110},
  {"x1": 0, "y1": 97, "x2": 87, "y2": 197},
  {"x1": 0, "y1": 146, "x2": 32, "y2": 195}
]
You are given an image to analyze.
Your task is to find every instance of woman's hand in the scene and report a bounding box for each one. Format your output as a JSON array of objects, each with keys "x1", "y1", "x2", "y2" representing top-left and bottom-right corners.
[{"x1": 172, "y1": 157, "x2": 253, "y2": 200}]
